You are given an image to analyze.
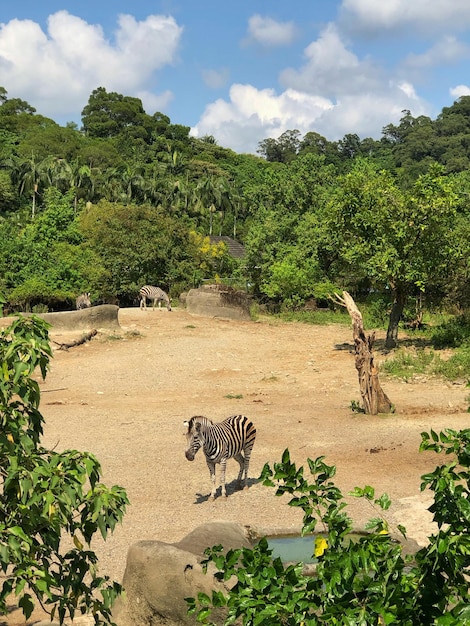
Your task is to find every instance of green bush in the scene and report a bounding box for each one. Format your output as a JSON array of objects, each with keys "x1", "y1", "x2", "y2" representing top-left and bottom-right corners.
[
  {"x1": 187, "y1": 432, "x2": 470, "y2": 624},
  {"x1": 0, "y1": 316, "x2": 128, "y2": 624},
  {"x1": 431, "y1": 314, "x2": 470, "y2": 349}
]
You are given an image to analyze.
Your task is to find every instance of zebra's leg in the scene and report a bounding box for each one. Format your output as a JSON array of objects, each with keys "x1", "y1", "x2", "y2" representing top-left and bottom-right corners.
[
  {"x1": 242, "y1": 444, "x2": 255, "y2": 489},
  {"x1": 219, "y1": 458, "x2": 228, "y2": 498},
  {"x1": 206, "y1": 460, "x2": 218, "y2": 500},
  {"x1": 234, "y1": 453, "x2": 245, "y2": 488}
]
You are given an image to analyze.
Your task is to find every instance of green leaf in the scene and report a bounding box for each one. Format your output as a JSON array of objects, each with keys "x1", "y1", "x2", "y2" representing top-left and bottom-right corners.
[{"x1": 18, "y1": 594, "x2": 34, "y2": 619}]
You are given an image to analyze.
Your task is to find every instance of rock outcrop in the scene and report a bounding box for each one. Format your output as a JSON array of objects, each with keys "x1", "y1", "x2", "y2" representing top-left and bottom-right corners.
[
  {"x1": 184, "y1": 285, "x2": 251, "y2": 321},
  {"x1": 112, "y1": 521, "x2": 253, "y2": 626}
]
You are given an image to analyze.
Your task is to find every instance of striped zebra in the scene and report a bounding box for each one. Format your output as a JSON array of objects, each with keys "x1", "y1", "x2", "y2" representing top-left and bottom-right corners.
[
  {"x1": 139, "y1": 285, "x2": 172, "y2": 311},
  {"x1": 76, "y1": 292, "x2": 91, "y2": 310},
  {"x1": 184, "y1": 414, "x2": 256, "y2": 500}
]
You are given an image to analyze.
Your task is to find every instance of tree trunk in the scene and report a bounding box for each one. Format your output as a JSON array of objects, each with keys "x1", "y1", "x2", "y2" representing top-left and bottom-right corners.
[
  {"x1": 335, "y1": 291, "x2": 393, "y2": 415},
  {"x1": 385, "y1": 287, "x2": 407, "y2": 349}
]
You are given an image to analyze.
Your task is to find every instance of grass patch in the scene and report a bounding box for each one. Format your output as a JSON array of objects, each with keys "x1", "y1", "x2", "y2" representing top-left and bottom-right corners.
[
  {"x1": 277, "y1": 309, "x2": 350, "y2": 326},
  {"x1": 382, "y1": 345, "x2": 470, "y2": 382},
  {"x1": 225, "y1": 393, "x2": 243, "y2": 399}
]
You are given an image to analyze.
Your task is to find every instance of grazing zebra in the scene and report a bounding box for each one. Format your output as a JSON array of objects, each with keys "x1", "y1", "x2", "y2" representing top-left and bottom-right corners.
[
  {"x1": 184, "y1": 414, "x2": 256, "y2": 500},
  {"x1": 76, "y1": 292, "x2": 91, "y2": 310},
  {"x1": 139, "y1": 285, "x2": 172, "y2": 311}
]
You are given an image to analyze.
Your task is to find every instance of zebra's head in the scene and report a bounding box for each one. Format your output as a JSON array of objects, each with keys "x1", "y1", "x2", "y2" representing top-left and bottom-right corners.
[{"x1": 184, "y1": 416, "x2": 212, "y2": 461}]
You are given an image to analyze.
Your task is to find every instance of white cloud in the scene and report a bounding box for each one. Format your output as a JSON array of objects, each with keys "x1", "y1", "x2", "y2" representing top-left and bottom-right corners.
[
  {"x1": 191, "y1": 81, "x2": 424, "y2": 154},
  {"x1": 450, "y1": 85, "x2": 470, "y2": 98},
  {"x1": 191, "y1": 84, "x2": 332, "y2": 153},
  {"x1": 0, "y1": 11, "x2": 183, "y2": 120},
  {"x1": 404, "y1": 36, "x2": 470, "y2": 68},
  {"x1": 136, "y1": 90, "x2": 174, "y2": 115},
  {"x1": 192, "y1": 24, "x2": 430, "y2": 153},
  {"x1": 245, "y1": 14, "x2": 297, "y2": 47},
  {"x1": 280, "y1": 23, "x2": 380, "y2": 98},
  {"x1": 340, "y1": 0, "x2": 470, "y2": 33}
]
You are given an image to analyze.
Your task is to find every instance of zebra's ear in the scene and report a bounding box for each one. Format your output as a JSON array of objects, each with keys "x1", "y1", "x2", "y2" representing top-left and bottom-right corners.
[{"x1": 183, "y1": 420, "x2": 189, "y2": 429}]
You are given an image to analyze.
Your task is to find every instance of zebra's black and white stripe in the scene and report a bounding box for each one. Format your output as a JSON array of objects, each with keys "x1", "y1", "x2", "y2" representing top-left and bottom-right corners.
[
  {"x1": 76, "y1": 292, "x2": 91, "y2": 310},
  {"x1": 184, "y1": 414, "x2": 256, "y2": 499},
  {"x1": 139, "y1": 285, "x2": 172, "y2": 311}
]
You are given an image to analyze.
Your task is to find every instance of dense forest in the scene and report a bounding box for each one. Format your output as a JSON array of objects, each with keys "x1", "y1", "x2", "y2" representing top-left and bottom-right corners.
[{"x1": 1, "y1": 85, "x2": 470, "y2": 347}]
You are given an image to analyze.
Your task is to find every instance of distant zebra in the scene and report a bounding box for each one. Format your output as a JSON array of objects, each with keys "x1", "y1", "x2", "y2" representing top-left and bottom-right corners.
[
  {"x1": 184, "y1": 414, "x2": 256, "y2": 499},
  {"x1": 139, "y1": 285, "x2": 172, "y2": 311},
  {"x1": 76, "y1": 292, "x2": 91, "y2": 310}
]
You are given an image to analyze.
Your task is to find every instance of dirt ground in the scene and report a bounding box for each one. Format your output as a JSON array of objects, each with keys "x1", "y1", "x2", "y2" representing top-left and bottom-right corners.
[{"x1": 5, "y1": 305, "x2": 470, "y2": 624}]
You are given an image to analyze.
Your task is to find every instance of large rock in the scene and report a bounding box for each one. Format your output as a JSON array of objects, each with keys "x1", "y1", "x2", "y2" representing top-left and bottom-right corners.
[
  {"x1": 112, "y1": 521, "x2": 253, "y2": 626},
  {"x1": 185, "y1": 285, "x2": 251, "y2": 321},
  {"x1": 0, "y1": 305, "x2": 120, "y2": 332}
]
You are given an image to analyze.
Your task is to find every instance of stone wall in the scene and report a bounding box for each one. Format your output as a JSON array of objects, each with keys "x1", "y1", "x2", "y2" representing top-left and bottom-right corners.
[{"x1": 0, "y1": 305, "x2": 121, "y2": 332}]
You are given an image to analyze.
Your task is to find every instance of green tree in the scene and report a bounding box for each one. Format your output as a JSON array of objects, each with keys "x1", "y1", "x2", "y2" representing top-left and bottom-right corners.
[
  {"x1": 257, "y1": 129, "x2": 301, "y2": 163},
  {"x1": 188, "y1": 429, "x2": 470, "y2": 624},
  {"x1": 78, "y1": 200, "x2": 198, "y2": 301},
  {"x1": 2, "y1": 189, "x2": 105, "y2": 310},
  {"x1": 81, "y1": 87, "x2": 150, "y2": 141},
  {"x1": 0, "y1": 316, "x2": 128, "y2": 623},
  {"x1": 15, "y1": 153, "x2": 47, "y2": 219},
  {"x1": 326, "y1": 160, "x2": 462, "y2": 348},
  {"x1": 243, "y1": 153, "x2": 336, "y2": 304}
]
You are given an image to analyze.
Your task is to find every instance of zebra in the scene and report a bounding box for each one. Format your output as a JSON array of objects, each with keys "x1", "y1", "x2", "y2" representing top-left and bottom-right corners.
[
  {"x1": 76, "y1": 292, "x2": 91, "y2": 310},
  {"x1": 139, "y1": 285, "x2": 172, "y2": 311},
  {"x1": 184, "y1": 414, "x2": 256, "y2": 500}
]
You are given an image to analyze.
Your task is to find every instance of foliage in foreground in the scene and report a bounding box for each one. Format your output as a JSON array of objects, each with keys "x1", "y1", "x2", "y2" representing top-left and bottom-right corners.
[
  {"x1": 187, "y1": 431, "x2": 470, "y2": 625},
  {"x1": 0, "y1": 316, "x2": 129, "y2": 624}
]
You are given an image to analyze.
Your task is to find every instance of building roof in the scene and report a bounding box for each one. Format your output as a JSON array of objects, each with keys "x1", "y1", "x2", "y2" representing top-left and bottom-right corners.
[{"x1": 209, "y1": 236, "x2": 246, "y2": 259}]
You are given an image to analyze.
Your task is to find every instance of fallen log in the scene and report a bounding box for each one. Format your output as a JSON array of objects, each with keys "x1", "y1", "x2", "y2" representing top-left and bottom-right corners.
[{"x1": 53, "y1": 329, "x2": 98, "y2": 350}]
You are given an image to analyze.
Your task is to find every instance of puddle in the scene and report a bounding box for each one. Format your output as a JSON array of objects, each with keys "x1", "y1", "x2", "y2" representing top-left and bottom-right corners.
[{"x1": 266, "y1": 533, "x2": 365, "y2": 564}]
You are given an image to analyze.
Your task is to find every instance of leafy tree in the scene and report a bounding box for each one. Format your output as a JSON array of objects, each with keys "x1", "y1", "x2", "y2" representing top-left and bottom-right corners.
[
  {"x1": 81, "y1": 87, "x2": 147, "y2": 139},
  {"x1": 2, "y1": 189, "x2": 105, "y2": 310},
  {"x1": 0, "y1": 316, "x2": 128, "y2": 623},
  {"x1": 257, "y1": 130, "x2": 301, "y2": 163},
  {"x1": 78, "y1": 200, "x2": 200, "y2": 301},
  {"x1": 188, "y1": 429, "x2": 470, "y2": 624},
  {"x1": 0, "y1": 169, "x2": 17, "y2": 214},
  {"x1": 326, "y1": 159, "x2": 462, "y2": 348},
  {"x1": 243, "y1": 154, "x2": 336, "y2": 304}
]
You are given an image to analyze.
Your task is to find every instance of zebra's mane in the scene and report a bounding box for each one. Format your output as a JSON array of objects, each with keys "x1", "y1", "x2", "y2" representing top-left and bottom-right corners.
[{"x1": 184, "y1": 415, "x2": 213, "y2": 431}]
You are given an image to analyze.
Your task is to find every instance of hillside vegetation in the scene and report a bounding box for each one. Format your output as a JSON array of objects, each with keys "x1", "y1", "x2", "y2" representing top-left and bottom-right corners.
[{"x1": 1, "y1": 86, "x2": 470, "y2": 348}]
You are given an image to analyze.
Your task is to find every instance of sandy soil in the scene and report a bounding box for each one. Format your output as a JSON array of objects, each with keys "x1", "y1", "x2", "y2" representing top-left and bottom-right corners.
[{"x1": 5, "y1": 306, "x2": 470, "y2": 624}]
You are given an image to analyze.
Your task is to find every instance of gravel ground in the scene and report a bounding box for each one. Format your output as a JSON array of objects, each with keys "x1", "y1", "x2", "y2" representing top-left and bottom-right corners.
[{"x1": 5, "y1": 306, "x2": 470, "y2": 624}]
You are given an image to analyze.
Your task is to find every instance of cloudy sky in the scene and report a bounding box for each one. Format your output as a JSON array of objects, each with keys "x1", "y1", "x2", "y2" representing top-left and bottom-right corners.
[{"x1": 1, "y1": 0, "x2": 470, "y2": 154}]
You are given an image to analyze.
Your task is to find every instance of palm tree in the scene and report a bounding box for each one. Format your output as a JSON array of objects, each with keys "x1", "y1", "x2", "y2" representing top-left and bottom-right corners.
[{"x1": 16, "y1": 153, "x2": 47, "y2": 219}]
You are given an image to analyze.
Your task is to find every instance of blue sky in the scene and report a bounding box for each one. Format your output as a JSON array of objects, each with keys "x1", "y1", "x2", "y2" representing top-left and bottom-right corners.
[{"x1": 1, "y1": 1, "x2": 470, "y2": 154}]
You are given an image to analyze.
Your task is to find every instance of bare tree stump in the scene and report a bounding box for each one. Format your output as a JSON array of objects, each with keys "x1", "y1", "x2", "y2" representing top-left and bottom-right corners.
[{"x1": 334, "y1": 291, "x2": 393, "y2": 415}]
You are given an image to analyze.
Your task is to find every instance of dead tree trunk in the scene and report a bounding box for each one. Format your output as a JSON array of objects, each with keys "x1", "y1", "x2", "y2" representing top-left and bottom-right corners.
[{"x1": 335, "y1": 291, "x2": 393, "y2": 415}]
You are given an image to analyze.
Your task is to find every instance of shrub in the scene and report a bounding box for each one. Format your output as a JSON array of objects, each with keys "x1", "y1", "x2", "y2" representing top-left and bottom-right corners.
[
  {"x1": 187, "y1": 431, "x2": 470, "y2": 624},
  {"x1": 0, "y1": 316, "x2": 128, "y2": 624},
  {"x1": 431, "y1": 314, "x2": 470, "y2": 349}
]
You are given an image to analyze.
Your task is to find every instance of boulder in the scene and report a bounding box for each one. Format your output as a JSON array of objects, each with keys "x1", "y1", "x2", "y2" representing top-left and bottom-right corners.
[
  {"x1": 112, "y1": 521, "x2": 253, "y2": 626},
  {"x1": 185, "y1": 285, "x2": 251, "y2": 321}
]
